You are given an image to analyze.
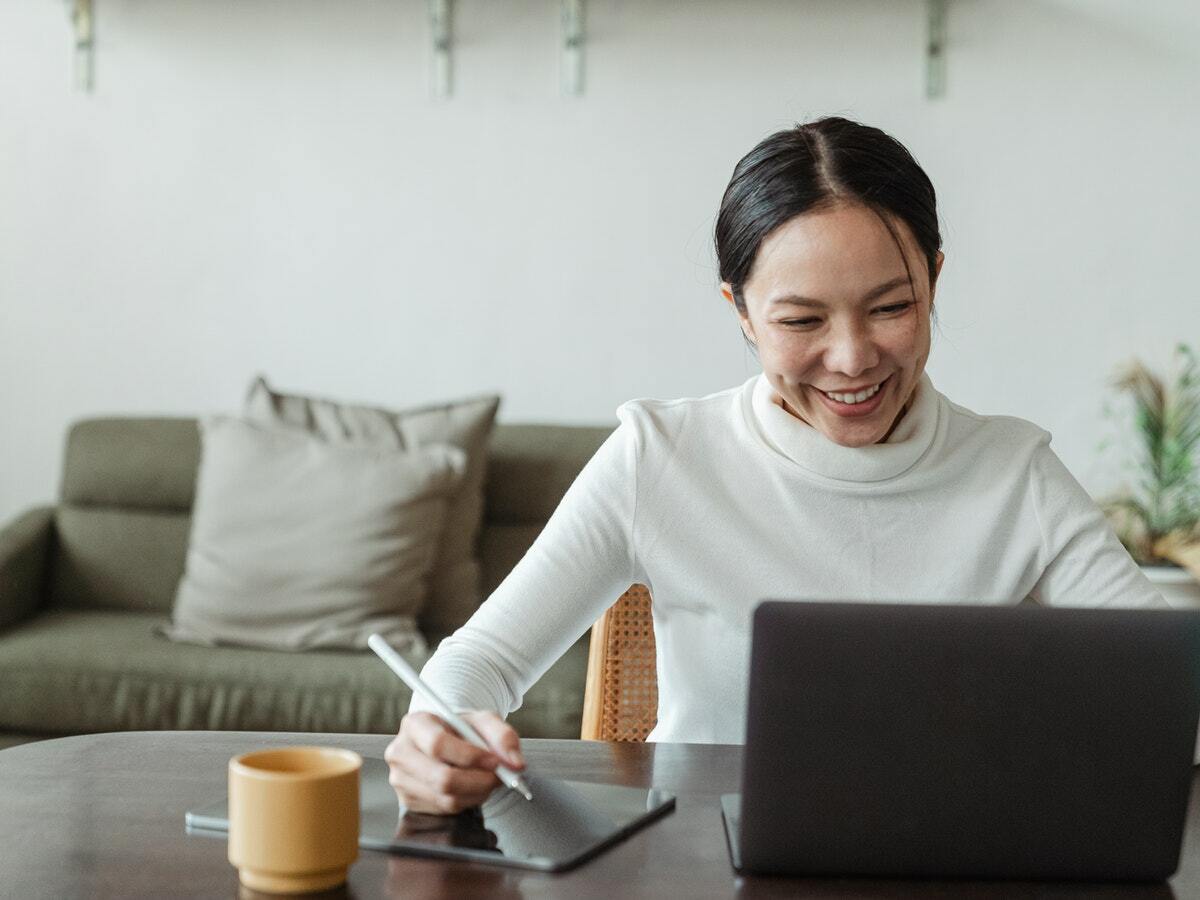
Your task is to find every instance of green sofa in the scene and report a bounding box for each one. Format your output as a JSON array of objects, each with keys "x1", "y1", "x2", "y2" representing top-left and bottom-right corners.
[{"x1": 0, "y1": 417, "x2": 611, "y2": 750}]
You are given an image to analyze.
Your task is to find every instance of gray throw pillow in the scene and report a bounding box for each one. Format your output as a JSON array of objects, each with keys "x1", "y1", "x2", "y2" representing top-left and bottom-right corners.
[
  {"x1": 243, "y1": 376, "x2": 500, "y2": 635},
  {"x1": 161, "y1": 416, "x2": 466, "y2": 652}
]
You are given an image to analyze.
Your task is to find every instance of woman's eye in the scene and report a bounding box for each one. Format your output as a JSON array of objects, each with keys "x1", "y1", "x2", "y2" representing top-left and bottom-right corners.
[{"x1": 873, "y1": 301, "x2": 914, "y2": 315}]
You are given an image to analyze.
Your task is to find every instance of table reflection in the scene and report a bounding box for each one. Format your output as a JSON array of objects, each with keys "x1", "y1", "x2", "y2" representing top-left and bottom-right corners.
[{"x1": 395, "y1": 807, "x2": 501, "y2": 852}]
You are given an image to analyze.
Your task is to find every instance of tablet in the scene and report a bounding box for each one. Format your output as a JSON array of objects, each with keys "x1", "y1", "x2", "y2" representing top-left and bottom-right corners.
[{"x1": 185, "y1": 756, "x2": 675, "y2": 872}]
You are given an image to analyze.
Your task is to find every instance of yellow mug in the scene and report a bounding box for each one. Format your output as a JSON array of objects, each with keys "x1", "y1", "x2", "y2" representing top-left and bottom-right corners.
[{"x1": 227, "y1": 746, "x2": 362, "y2": 894}]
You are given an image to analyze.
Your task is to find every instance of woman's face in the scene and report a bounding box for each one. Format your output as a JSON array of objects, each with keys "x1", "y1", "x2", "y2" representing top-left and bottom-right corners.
[{"x1": 723, "y1": 203, "x2": 944, "y2": 448}]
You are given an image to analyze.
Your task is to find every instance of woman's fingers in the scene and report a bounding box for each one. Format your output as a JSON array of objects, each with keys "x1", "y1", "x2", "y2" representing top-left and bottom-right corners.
[
  {"x1": 404, "y1": 711, "x2": 502, "y2": 769},
  {"x1": 385, "y1": 710, "x2": 526, "y2": 814},
  {"x1": 385, "y1": 711, "x2": 516, "y2": 813},
  {"x1": 388, "y1": 765, "x2": 495, "y2": 815},
  {"x1": 399, "y1": 738, "x2": 501, "y2": 798},
  {"x1": 462, "y1": 710, "x2": 525, "y2": 769}
]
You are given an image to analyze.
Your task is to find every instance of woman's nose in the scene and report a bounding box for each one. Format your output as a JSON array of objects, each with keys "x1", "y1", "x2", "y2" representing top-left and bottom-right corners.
[{"x1": 822, "y1": 325, "x2": 879, "y2": 378}]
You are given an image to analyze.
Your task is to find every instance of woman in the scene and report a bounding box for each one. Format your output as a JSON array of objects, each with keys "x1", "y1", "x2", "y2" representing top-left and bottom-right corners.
[{"x1": 385, "y1": 116, "x2": 1163, "y2": 814}]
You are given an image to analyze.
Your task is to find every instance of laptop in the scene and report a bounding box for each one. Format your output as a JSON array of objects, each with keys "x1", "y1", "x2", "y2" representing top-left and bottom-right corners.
[{"x1": 721, "y1": 601, "x2": 1200, "y2": 882}]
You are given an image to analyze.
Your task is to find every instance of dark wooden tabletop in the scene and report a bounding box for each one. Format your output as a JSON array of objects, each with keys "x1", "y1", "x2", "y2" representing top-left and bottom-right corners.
[{"x1": 0, "y1": 731, "x2": 1194, "y2": 899}]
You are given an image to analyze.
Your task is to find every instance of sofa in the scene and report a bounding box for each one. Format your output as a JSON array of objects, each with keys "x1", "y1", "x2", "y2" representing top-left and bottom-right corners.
[{"x1": 0, "y1": 416, "x2": 612, "y2": 750}]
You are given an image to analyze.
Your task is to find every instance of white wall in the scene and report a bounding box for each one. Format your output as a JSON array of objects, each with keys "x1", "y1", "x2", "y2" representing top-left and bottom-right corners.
[{"x1": 2, "y1": 0, "x2": 1198, "y2": 522}]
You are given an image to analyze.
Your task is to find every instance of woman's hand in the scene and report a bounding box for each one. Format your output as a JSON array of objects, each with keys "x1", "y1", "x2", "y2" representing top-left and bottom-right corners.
[{"x1": 384, "y1": 710, "x2": 525, "y2": 815}]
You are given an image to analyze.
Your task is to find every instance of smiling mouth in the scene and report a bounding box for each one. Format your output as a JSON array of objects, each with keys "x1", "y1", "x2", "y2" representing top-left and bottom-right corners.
[{"x1": 819, "y1": 377, "x2": 888, "y2": 406}]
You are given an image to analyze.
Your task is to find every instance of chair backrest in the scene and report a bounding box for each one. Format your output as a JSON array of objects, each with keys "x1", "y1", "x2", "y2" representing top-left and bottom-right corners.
[{"x1": 580, "y1": 584, "x2": 658, "y2": 741}]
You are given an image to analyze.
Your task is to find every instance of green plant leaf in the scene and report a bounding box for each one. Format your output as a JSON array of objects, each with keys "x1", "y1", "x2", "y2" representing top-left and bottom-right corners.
[{"x1": 1103, "y1": 344, "x2": 1200, "y2": 543}]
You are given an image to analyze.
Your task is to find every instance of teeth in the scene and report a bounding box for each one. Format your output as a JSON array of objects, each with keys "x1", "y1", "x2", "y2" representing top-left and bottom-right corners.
[{"x1": 823, "y1": 382, "x2": 882, "y2": 404}]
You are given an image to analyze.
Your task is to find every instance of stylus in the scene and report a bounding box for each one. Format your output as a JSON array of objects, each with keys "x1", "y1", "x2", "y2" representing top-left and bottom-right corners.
[{"x1": 367, "y1": 633, "x2": 534, "y2": 801}]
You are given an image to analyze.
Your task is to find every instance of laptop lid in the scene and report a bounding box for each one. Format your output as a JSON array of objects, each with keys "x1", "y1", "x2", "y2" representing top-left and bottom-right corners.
[{"x1": 734, "y1": 601, "x2": 1200, "y2": 881}]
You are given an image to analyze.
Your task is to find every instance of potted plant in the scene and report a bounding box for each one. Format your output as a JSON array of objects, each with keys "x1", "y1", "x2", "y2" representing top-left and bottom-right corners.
[{"x1": 1101, "y1": 344, "x2": 1200, "y2": 607}]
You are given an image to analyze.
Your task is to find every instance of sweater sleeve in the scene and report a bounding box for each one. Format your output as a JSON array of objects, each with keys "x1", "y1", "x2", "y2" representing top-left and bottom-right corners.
[
  {"x1": 408, "y1": 409, "x2": 643, "y2": 720},
  {"x1": 1027, "y1": 440, "x2": 1165, "y2": 609},
  {"x1": 1026, "y1": 440, "x2": 1200, "y2": 763}
]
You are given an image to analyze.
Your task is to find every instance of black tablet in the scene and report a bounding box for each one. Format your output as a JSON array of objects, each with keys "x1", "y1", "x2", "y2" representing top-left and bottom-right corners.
[{"x1": 185, "y1": 756, "x2": 675, "y2": 872}]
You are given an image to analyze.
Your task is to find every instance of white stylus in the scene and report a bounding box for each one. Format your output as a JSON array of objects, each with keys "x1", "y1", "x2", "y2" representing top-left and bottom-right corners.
[{"x1": 367, "y1": 633, "x2": 534, "y2": 801}]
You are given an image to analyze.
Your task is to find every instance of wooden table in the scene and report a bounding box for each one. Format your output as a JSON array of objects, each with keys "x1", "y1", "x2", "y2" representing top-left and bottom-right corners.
[{"x1": 0, "y1": 731, "x2": 1193, "y2": 898}]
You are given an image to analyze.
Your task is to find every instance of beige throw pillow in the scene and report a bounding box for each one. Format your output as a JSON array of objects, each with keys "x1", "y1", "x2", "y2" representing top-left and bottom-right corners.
[
  {"x1": 162, "y1": 416, "x2": 466, "y2": 651},
  {"x1": 243, "y1": 376, "x2": 500, "y2": 635}
]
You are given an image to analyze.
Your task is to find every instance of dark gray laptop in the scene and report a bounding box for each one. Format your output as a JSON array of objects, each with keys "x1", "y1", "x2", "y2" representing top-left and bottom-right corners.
[{"x1": 721, "y1": 601, "x2": 1200, "y2": 882}]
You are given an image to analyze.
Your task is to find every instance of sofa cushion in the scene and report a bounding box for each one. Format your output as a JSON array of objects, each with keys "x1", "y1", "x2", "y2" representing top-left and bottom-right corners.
[
  {"x1": 164, "y1": 417, "x2": 465, "y2": 652},
  {"x1": 484, "y1": 425, "x2": 612, "y2": 523},
  {"x1": 0, "y1": 610, "x2": 589, "y2": 738},
  {"x1": 0, "y1": 507, "x2": 54, "y2": 632},
  {"x1": 49, "y1": 506, "x2": 192, "y2": 614},
  {"x1": 47, "y1": 417, "x2": 614, "y2": 620},
  {"x1": 50, "y1": 418, "x2": 201, "y2": 614},
  {"x1": 244, "y1": 377, "x2": 500, "y2": 636},
  {"x1": 479, "y1": 524, "x2": 549, "y2": 598},
  {"x1": 60, "y1": 418, "x2": 200, "y2": 510}
]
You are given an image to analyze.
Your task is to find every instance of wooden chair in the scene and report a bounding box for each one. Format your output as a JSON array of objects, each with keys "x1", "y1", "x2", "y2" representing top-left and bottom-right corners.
[{"x1": 580, "y1": 584, "x2": 658, "y2": 741}]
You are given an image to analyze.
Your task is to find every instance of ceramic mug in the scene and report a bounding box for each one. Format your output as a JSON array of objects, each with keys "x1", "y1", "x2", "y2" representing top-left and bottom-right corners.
[{"x1": 227, "y1": 746, "x2": 362, "y2": 894}]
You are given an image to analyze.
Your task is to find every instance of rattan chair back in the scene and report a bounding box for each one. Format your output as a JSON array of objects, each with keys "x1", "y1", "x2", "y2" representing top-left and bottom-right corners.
[{"x1": 580, "y1": 584, "x2": 658, "y2": 741}]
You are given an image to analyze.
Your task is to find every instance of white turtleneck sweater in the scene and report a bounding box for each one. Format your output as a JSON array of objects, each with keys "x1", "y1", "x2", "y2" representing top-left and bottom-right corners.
[{"x1": 411, "y1": 373, "x2": 1164, "y2": 744}]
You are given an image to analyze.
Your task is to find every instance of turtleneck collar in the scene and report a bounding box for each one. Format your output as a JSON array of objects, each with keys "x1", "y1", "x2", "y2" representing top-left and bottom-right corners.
[{"x1": 749, "y1": 372, "x2": 941, "y2": 483}]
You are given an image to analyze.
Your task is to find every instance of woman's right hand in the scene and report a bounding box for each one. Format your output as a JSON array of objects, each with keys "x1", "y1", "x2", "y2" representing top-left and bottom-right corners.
[{"x1": 384, "y1": 710, "x2": 526, "y2": 815}]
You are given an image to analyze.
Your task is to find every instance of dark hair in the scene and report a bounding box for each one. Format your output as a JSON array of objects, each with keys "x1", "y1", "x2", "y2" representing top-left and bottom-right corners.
[{"x1": 715, "y1": 116, "x2": 942, "y2": 316}]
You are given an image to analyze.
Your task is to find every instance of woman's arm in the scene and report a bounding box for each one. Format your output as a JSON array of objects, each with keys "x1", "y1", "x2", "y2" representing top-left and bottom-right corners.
[
  {"x1": 410, "y1": 410, "x2": 645, "y2": 719},
  {"x1": 1027, "y1": 441, "x2": 1165, "y2": 609},
  {"x1": 1025, "y1": 440, "x2": 1200, "y2": 764}
]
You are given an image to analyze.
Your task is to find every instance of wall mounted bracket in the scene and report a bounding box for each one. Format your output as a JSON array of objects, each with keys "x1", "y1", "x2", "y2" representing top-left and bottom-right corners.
[
  {"x1": 61, "y1": 1, "x2": 945, "y2": 102},
  {"x1": 926, "y1": 0, "x2": 948, "y2": 99},
  {"x1": 428, "y1": 0, "x2": 452, "y2": 99},
  {"x1": 561, "y1": 0, "x2": 585, "y2": 96},
  {"x1": 68, "y1": 0, "x2": 94, "y2": 91}
]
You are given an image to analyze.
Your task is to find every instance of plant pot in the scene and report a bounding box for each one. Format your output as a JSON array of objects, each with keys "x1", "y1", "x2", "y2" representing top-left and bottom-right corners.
[{"x1": 1140, "y1": 564, "x2": 1200, "y2": 609}]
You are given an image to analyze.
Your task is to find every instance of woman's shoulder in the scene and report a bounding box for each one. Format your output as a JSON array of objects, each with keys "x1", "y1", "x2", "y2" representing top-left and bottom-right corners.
[
  {"x1": 616, "y1": 377, "x2": 756, "y2": 429},
  {"x1": 939, "y1": 393, "x2": 1052, "y2": 457}
]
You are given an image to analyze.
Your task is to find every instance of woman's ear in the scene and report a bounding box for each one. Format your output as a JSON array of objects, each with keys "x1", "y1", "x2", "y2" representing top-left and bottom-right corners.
[
  {"x1": 721, "y1": 282, "x2": 757, "y2": 346},
  {"x1": 927, "y1": 251, "x2": 945, "y2": 312}
]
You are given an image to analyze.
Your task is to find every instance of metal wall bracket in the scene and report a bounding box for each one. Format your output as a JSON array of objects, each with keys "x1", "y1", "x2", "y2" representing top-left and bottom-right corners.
[
  {"x1": 926, "y1": 0, "x2": 948, "y2": 99},
  {"x1": 428, "y1": 0, "x2": 452, "y2": 99},
  {"x1": 561, "y1": 0, "x2": 585, "y2": 96},
  {"x1": 65, "y1": 2, "x2": 942, "y2": 103},
  {"x1": 68, "y1": 0, "x2": 94, "y2": 92}
]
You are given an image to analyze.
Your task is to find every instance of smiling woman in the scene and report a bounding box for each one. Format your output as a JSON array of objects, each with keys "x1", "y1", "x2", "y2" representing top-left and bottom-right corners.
[
  {"x1": 726, "y1": 205, "x2": 941, "y2": 447},
  {"x1": 384, "y1": 116, "x2": 1168, "y2": 816},
  {"x1": 715, "y1": 118, "x2": 943, "y2": 448}
]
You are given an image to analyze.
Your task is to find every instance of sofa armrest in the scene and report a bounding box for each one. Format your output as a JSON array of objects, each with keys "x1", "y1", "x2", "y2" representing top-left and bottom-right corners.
[{"x1": 0, "y1": 506, "x2": 54, "y2": 633}]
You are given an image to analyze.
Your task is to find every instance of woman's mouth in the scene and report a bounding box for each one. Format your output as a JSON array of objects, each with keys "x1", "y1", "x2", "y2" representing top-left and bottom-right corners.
[{"x1": 814, "y1": 375, "x2": 891, "y2": 417}]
